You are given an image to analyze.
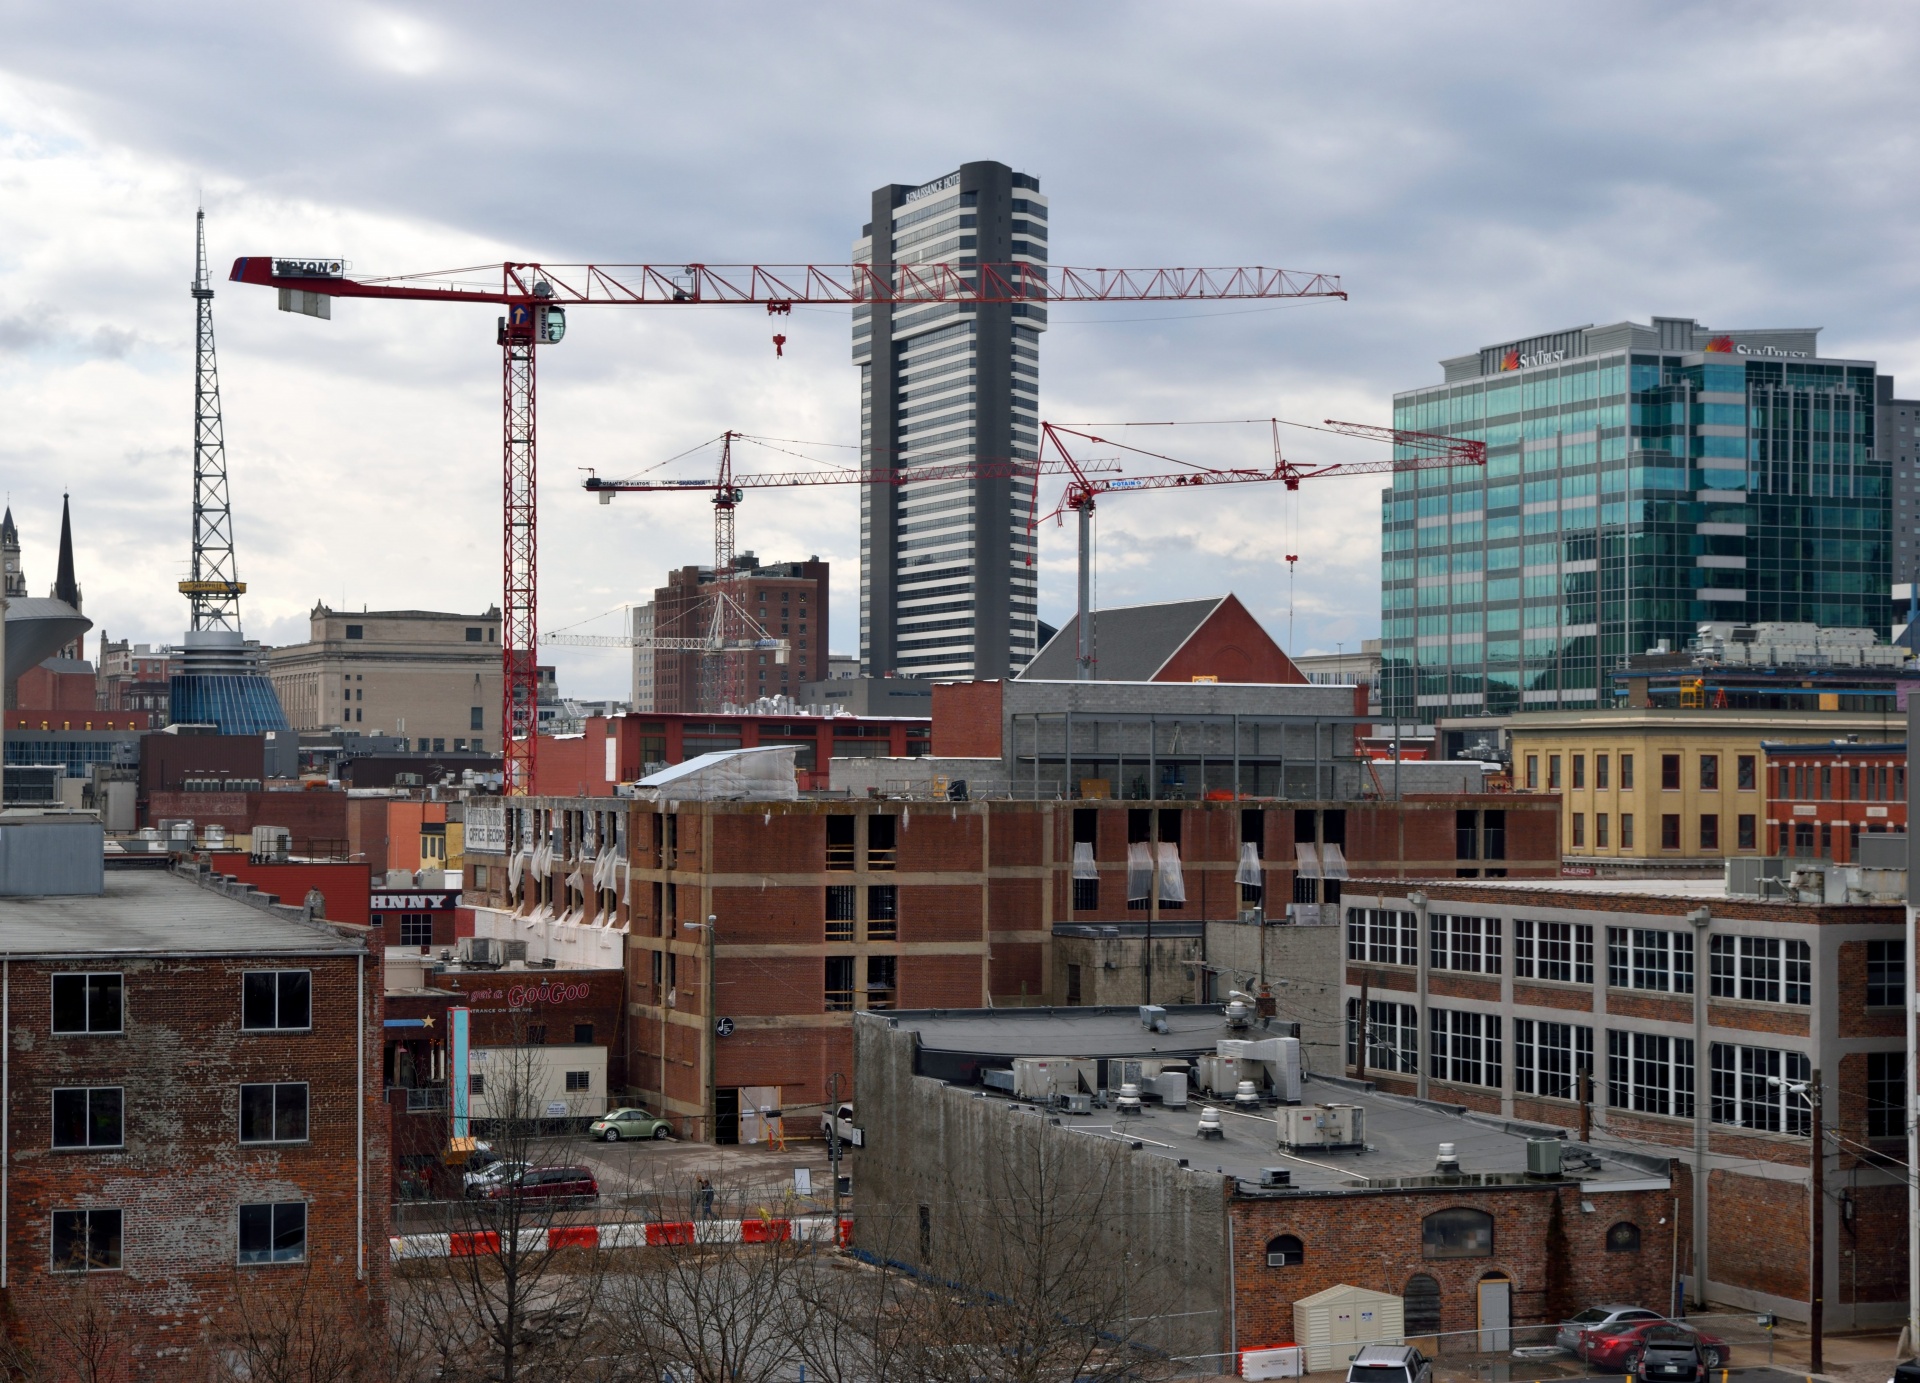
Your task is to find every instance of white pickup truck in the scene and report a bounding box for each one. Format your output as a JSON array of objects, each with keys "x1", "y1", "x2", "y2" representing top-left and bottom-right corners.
[{"x1": 821, "y1": 1103, "x2": 863, "y2": 1147}]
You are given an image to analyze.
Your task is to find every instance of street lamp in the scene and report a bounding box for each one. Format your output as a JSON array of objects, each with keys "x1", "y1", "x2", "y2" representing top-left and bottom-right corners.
[
  {"x1": 685, "y1": 915, "x2": 718, "y2": 1142},
  {"x1": 1769, "y1": 1071, "x2": 1825, "y2": 1372}
]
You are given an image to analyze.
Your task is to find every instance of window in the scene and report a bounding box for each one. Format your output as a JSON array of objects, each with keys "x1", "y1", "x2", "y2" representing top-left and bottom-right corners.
[
  {"x1": 471, "y1": 706, "x2": 485, "y2": 731},
  {"x1": 1605, "y1": 1222, "x2": 1642, "y2": 1253},
  {"x1": 825, "y1": 885, "x2": 856, "y2": 942},
  {"x1": 1620, "y1": 813, "x2": 1634, "y2": 849},
  {"x1": 1265, "y1": 1234, "x2": 1304, "y2": 1267},
  {"x1": 1596, "y1": 813, "x2": 1609, "y2": 849},
  {"x1": 1422, "y1": 1207, "x2": 1493, "y2": 1259},
  {"x1": 1346, "y1": 908, "x2": 1419, "y2": 966},
  {"x1": 1066, "y1": 963, "x2": 1082, "y2": 1006},
  {"x1": 573, "y1": 1023, "x2": 594, "y2": 1044},
  {"x1": 398, "y1": 914, "x2": 433, "y2": 947},
  {"x1": 52, "y1": 1088, "x2": 124, "y2": 1149},
  {"x1": 1620, "y1": 753, "x2": 1634, "y2": 790},
  {"x1": 345, "y1": 625, "x2": 363, "y2": 639},
  {"x1": 1710, "y1": 1043, "x2": 1810, "y2": 1135},
  {"x1": 1737, "y1": 814, "x2": 1756, "y2": 851},
  {"x1": 1514, "y1": 1020, "x2": 1593, "y2": 1100},
  {"x1": 466, "y1": 627, "x2": 482, "y2": 642},
  {"x1": 867, "y1": 955, "x2": 897, "y2": 1009},
  {"x1": 524, "y1": 1023, "x2": 547, "y2": 1045},
  {"x1": 1596, "y1": 753, "x2": 1610, "y2": 791},
  {"x1": 1514, "y1": 919, "x2": 1594, "y2": 984},
  {"x1": 1571, "y1": 813, "x2": 1585, "y2": 848},
  {"x1": 52, "y1": 1209, "x2": 122, "y2": 1272},
  {"x1": 825, "y1": 956, "x2": 854, "y2": 1011},
  {"x1": 1572, "y1": 754, "x2": 1585, "y2": 790},
  {"x1": 867, "y1": 814, "x2": 898, "y2": 870},
  {"x1": 1404, "y1": 1275, "x2": 1442, "y2": 1334},
  {"x1": 1700, "y1": 755, "x2": 1719, "y2": 791},
  {"x1": 1737, "y1": 755, "x2": 1756, "y2": 791},
  {"x1": 1709, "y1": 935, "x2": 1811, "y2": 1005},
  {"x1": 1699, "y1": 815, "x2": 1719, "y2": 851},
  {"x1": 1548, "y1": 755, "x2": 1562, "y2": 790},
  {"x1": 1428, "y1": 1008, "x2": 1500, "y2": 1088},
  {"x1": 1868, "y1": 1051, "x2": 1906, "y2": 1139},
  {"x1": 826, "y1": 816, "x2": 856, "y2": 870},
  {"x1": 1659, "y1": 814, "x2": 1680, "y2": 850},
  {"x1": 1347, "y1": 999, "x2": 1419, "y2": 1074},
  {"x1": 240, "y1": 1083, "x2": 309, "y2": 1143},
  {"x1": 242, "y1": 971, "x2": 312, "y2": 1031},
  {"x1": 1868, "y1": 941, "x2": 1906, "y2": 1008},
  {"x1": 52, "y1": 973, "x2": 123, "y2": 1035},
  {"x1": 1525, "y1": 755, "x2": 1538, "y2": 790},
  {"x1": 867, "y1": 885, "x2": 898, "y2": 941},
  {"x1": 1661, "y1": 754, "x2": 1681, "y2": 790},
  {"x1": 1607, "y1": 927, "x2": 1694, "y2": 993},
  {"x1": 238, "y1": 1202, "x2": 307, "y2": 1265},
  {"x1": 468, "y1": 1074, "x2": 485, "y2": 1095},
  {"x1": 1074, "y1": 875, "x2": 1100, "y2": 911},
  {"x1": 1606, "y1": 1030, "x2": 1695, "y2": 1118},
  {"x1": 565, "y1": 1071, "x2": 592, "y2": 1092},
  {"x1": 1430, "y1": 915, "x2": 1501, "y2": 974}
]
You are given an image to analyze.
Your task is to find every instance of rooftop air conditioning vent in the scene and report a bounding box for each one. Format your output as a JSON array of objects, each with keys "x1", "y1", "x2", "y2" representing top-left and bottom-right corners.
[
  {"x1": 1435, "y1": 1141, "x2": 1461, "y2": 1175},
  {"x1": 1259, "y1": 1167, "x2": 1291, "y2": 1188}
]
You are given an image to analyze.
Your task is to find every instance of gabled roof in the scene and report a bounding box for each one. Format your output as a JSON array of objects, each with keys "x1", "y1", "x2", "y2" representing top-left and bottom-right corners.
[{"x1": 1020, "y1": 597, "x2": 1225, "y2": 681}]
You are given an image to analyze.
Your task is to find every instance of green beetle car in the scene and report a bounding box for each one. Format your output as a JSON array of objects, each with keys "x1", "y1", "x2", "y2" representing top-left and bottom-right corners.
[{"x1": 589, "y1": 1107, "x2": 674, "y2": 1142}]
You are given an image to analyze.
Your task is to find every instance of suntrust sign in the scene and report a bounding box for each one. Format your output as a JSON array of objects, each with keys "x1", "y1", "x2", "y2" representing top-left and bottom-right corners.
[
  {"x1": 1496, "y1": 348, "x2": 1567, "y2": 371},
  {"x1": 1705, "y1": 334, "x2": 1808, "y2": 359}
]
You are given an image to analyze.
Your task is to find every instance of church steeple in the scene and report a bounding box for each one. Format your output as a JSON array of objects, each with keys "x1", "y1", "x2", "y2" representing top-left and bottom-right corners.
[
  {"x1": 52, "y1": 493, "x2": 79, "y2": 611},
  {"x1": 1, "y1": 505, "x2": 23, "y2": 600}
]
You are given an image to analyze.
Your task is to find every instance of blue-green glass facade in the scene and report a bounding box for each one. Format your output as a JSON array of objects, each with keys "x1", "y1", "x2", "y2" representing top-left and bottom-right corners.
[{"x1": 1379, "y1": 320, "x2": 1888, "y2": 725}]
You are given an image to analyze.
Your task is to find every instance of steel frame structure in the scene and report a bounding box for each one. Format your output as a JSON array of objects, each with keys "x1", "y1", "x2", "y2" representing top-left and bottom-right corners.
[
  {"x1": 183, "y1": 211, "x2": 247, "y2": 629},
  {"x1": 230, "y1": 257, "x2": 1345, "y2": 792}
]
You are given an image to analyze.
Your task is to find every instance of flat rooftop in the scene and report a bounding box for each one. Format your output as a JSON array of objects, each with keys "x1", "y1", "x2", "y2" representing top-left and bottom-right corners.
[
  {"x1": 888, "y1": 1004, "x2": 1263, "y2": 1061},
  {"x1": 0, "y1": 867, "x2": 367, "y2": 957},
  {"x1": 981, "y1": 1074, "x2": 1670, "y2": 1196}
]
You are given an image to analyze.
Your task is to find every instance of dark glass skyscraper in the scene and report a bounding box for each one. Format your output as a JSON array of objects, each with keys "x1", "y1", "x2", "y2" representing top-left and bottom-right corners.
[
  {"x1": 853, "y1": 161, "x2": 1048, "y2": 679},
  {"x1": 1379, "y1": 317, "x2": 1889, "y2": 726}
]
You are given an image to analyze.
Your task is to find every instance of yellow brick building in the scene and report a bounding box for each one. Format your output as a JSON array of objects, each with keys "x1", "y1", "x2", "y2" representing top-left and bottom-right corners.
[{"x1": 1503, "y1": 709, "x2": 1902, "y2": 871}]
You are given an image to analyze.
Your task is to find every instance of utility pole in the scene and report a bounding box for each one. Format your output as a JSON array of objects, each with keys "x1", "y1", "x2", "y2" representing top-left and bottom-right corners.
[
  {"x1": 1356, "y1": 980, "x2": 1369, "y2": 1080},
  {"x1": 1810, "y1": 1069, "x2": 1824, "y2": 1375},
  {"x1": 1578, "y1": 1065, "x2": 1593, "y2": 1143}
]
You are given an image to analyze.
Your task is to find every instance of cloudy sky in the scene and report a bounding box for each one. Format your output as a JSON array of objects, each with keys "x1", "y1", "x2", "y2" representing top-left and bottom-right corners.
[{"x1": 3, "y1": 2, "x2": 1916, "y2": 698}]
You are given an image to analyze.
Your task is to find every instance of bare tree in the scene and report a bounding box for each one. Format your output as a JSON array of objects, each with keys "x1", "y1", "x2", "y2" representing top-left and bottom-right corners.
[
  {"x1": 397, "y1": 1031, "x2": 610, "y2": 1383},
  {"x1": 208, "y1": 1262, "x2": 423, "y2": 1383},
  {"x1": 0, "y1": 1274, "x2": 135, "y2": 1383}
]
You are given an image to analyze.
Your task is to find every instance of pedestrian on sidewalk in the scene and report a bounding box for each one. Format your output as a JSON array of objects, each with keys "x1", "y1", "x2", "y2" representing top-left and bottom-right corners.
[{"x1": 698, "y1": 1175, "x2": 716, "y2": 1220}]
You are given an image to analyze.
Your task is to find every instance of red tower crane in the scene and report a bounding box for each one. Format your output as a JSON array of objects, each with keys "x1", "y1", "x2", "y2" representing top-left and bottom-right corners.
[
  {"x1": 230, "y1": 256, "x2": 1345, "y2": 791},
  {"x1": 1034, "y1": 419, "x2": 1486, "y2": 678}
]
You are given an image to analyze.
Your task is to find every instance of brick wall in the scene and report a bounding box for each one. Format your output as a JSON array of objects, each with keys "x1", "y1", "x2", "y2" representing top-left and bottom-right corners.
[
  {"x1": 900, "y1": 885, "x2": 986, "y2": 943},
  {"x1": 990, "y1": 941, "x2": 1045, "y2": 999},
  {"x1": 900, "y1": 954, "x2": 986, "y2": 1010},
  {"x1": 714, "y1": 885, "x2": 823, "y2": 945},
  {"x1": 1231, "y1": 1184, "x2": 1676, "y2": 1349},
  {"x1": 1707, "y1": 1169, "x2": 1806, "y2": 1301},
  {"x1": 2, "y1": 950, "x2": 387, "y2": 1367},
  {"x1": 896, "y1": 809, "x2": 985, "y2": 872},
  {"x1": 1838, "y1": 940, "x2": 1906, "y2": 1041},
  {"x1": 931, "y1": 681, "x2": 1004, "y2": 757}
]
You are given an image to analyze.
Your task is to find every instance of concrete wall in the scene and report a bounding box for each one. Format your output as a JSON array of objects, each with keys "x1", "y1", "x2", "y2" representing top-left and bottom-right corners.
[
  {"x1": 1052, "y1": 930, "x2": 1205, "y2": 1008},
  {"x1": 1204, "y1": 918, "x2": 1344, "y2": 1075},
  {"x1": 853, "y1": 1014, "x2": 1229, "y2": 1362}
]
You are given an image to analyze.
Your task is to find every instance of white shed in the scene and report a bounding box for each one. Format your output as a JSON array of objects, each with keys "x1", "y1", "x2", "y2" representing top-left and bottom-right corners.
[{"x1": 1291, "y1": 1283, "x2": 1405, "y2": 1372}]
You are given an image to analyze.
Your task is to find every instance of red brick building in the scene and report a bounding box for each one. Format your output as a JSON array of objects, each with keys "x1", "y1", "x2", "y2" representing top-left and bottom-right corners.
[
  {"x1": 1762, "y1": 740, "x2": 1906, "y2": 860},
  {"x1": 0, "y1": 856, "x2": 387, "y2": 1370},
  {"x1": 1020, "y1": 593, "x2": 1307, "y2": 685},
  {"x1": 1339, "y1": 875, "x2": 1907, "y2": 1325},
  {"x1": 649, "y1": 554, "x2": 829, "y2": 711}
]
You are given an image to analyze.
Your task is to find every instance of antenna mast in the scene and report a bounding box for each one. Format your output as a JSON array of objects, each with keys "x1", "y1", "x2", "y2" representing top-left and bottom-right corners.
[{"x1": 183, "y1": 209, "x2": 246, "y2": 630}]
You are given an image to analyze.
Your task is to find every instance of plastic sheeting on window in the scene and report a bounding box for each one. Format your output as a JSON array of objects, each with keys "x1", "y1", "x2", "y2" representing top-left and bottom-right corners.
[
  {"x1": 1236, "y1": 842, "x2": 1262, "y2": 887},
  {"x1": 1072, "y1": 842, "x2": 1098, "y2": 880},
  {"x1": 1156, "y1": 843, "x2": 1185, "y2": 904},
  {"x1": 1127, "y1": 842, "x2": 1153, "y2": 901}
]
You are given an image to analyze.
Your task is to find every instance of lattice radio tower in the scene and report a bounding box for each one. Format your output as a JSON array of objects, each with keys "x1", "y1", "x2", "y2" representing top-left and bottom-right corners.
[{"x1": 182, "y1": 208, "x2": 247, "y2": 631}]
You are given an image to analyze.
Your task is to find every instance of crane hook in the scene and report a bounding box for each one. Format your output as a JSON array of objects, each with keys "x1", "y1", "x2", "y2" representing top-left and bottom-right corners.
[{"x1": 772, "y1": 333, "x2": 787, "y2": 358}]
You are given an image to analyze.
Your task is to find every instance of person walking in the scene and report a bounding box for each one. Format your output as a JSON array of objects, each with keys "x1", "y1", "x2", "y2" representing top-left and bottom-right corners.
[{"x1": 697, "y1": 1175, "x2": 716, "y2": 1220}]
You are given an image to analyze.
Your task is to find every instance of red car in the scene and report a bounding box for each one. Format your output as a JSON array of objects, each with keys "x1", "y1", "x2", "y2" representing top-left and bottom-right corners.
[
  {"x1": 477, "y1": 1164, "x2": 600, "y2": 1207},
  {"x1": 1582, "y1": 1321, "x2": 1729, "y2": 1373}
]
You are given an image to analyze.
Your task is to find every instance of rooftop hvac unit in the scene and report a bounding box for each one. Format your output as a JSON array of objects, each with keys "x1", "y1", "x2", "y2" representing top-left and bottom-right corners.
[
  {"x1": 1218, "y1": 1036, "x2": 1303, "y2": 1104},
  {"x1": 981, "y1": 1069, "x2": 1016, "y2": 1094},
  {"x1": 1276, "y1": 1103, "x2": 1365, "y2": 1151},
  {"x1": 1012, "y1": 1057, "x2": 1094, "y2": 1101},
  {"x1": 1058, "y1": 1091, "x2": 1093, "y2": 1115},
  {"x1": 1143, "y1": 1068, "x2": 1188, "y2": 1109},
  {"x1": 1258, "y1": 1167, "x2": 1292, "y2": 1187},
  {"x1": 1526, "y1": 1138, "x2": 1563, "y2": 1177}
]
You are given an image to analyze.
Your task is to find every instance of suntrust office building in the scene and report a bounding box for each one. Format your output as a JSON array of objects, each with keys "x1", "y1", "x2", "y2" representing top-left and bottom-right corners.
[{"x1": 1379, "y1": 316, "x2": 1888, "y2": 729}]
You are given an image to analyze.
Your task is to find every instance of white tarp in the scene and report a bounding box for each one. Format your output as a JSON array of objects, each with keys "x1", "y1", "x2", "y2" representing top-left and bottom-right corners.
[
  {"x1": 1155, "y1": 843, "x2": 1185, "y2": 905},
  {"x1": 1071, "y1": 841, "x2": 1098, "y2": 880},
  {"x1": 632, "y1": 746, "x2": 799, "y2": 802},
  {"x1": 1126, "y1": 841, "x2": 1153, "y2": 901},
  {"x1": 1235, "y1": 841, "x2": 1262, "y2": 886}
]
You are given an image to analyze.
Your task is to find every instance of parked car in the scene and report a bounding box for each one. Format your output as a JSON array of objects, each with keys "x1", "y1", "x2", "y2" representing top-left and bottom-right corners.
[
  {"x1": 1585, "y1": 1322, "x2": 1729, "y2": 1373},
  {"x1": 1345, "y1": 1344, "x2": 1432, "y2": 1383},
  {"x1": 1887, "y1": 1359, "x2": 1920, "y2": 1383},
  {"x1": 462, "y1": 1158, "x2": 530, "y2": 1198},
  {"x1": 821, "y1": 1103, "x2": 863, "y2": 1147},
  {"x1": 1633, "y1": 1324, "x2": 1707, "y2": 1383},
  {"x1": 1558, "y1": 1305, "x2": 1665, "y2": 1355},
  {"x1": 589, "y1": 1107, "x2": 674, "y2": 1142},
  {"x1": 477, "y1": 1165, "x2": 600, "y2": 1207}
]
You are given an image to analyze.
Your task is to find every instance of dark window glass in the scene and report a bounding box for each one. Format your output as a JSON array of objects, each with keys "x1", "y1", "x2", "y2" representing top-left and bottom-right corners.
[
  {"x1": 1699, "y1": 755, "x2": 1718, "y2": 791},
  {"x1": 1422, "y1": 1207, "x2": 1494, "y2": 1259},
  {"x1": 398, "y1": 914, "x2": 433, "y2": 947},
  {"x1": 1661, "y1": 755, "x2": 1681, "y2": 790},
  {"x1": 1073, "y1": 877, "x2": 1099, "y2": 910},
  {"x1": 825, "y1": 885, "x2": 857, "y2": 921},
  {"x1": 1700, "y1": 815, "x2": 1719, "y2": 851},
  {"x1": 240, "y1": 1083, "x2": 309, "y2": 1143},
  {"x1": 1620, "y1": 754, "x2": 1634, "y2": 790},
  {"x1": 52, "y1": 974, "x2": 123, "y2": 1035},
  {"x1": 1737, "y1": 755, "x2": 1756, "y2": 791},
  {"x1": 238, "y1": 1202, "x2": 307, "y2": 1265},
  {"x1": 825, "y1": 956, "x2": 855, "y2": 1011},
  {"x1": 565, "y1": 1071, "x2": 591, "y2": 1092},
  {"x1": 1737, "y1": 814, "x2": 1756, "y2": 850},
  {"x1": 52, "y1": 1088, "x2": 124, "y2": 1149},
  {"x1": 1265, "y1": 1233, "x2": 1304, "y2": 1267},
  {"x1": 1661, "y1": 815, "x2": 1681, "y2": 850},
  {"x1": 573, "y1": 1023, "x2": 594, "y2": 1044},
  {"x1": 242, "y1": 972, "x2": 311, "y2": 1031},
  {"x1": 52, "y1": 1208, "x2": 122, "y2": 1272},
  {"x1": 1867, "y1": 941, "x2": 1906, "y2": 1007},
  {"x1": 1868, "y1": 1051, "x2": 1906, "y2": 1139}
]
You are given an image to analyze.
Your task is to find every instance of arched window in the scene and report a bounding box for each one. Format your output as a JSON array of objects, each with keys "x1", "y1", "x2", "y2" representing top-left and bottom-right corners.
[
  {"x1": 1422, "y1": 1207, "x2": 1494, "y2": 1259},
  {"x1": 1265, "y1": 1234, "x2": 1304, "y2": 1267},
  {"x1": 1605, "y1": 1221, "x2": 1641, "y2": 1253},
  {"x1": 1404, "y1": 1274, "x2": 1442, "y2": 1335}
]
